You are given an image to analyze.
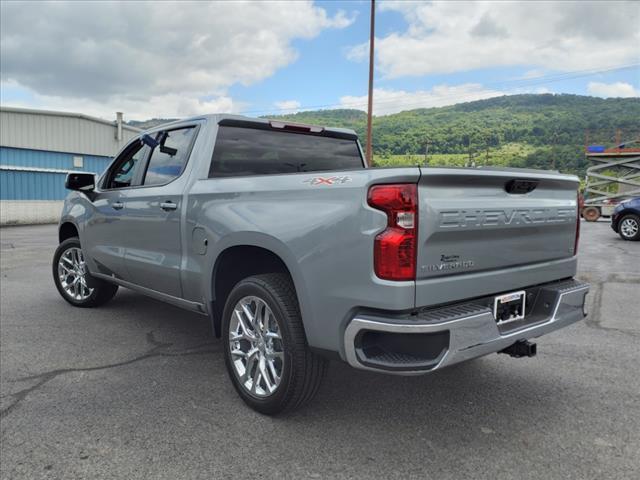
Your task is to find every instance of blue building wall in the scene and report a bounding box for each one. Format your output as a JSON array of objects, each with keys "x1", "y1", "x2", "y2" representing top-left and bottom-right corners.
[
  {"x1": 0, "y1": 147, "x2": 113, "y2": 200},
  {"x1": 1, "y1": 169, "x2": 68, "y2": 200},
  {"x1": 1, "y1": 147, "x2": 112, "y2": 173}
]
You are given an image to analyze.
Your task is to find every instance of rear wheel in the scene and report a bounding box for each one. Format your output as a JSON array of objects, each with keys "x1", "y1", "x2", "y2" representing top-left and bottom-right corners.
[
  {"x1": 582, "y1": 206, "x2": 600, "y2": 222},
  {"x1": 222, "y1": 273, "x2": 326, "y2": 415},
  {"x1": 52, "y1": 237, "x2": 118, "y2": 307},
  {"x1": 618, "y1": 214, "x2": 640, "y2": 241}
]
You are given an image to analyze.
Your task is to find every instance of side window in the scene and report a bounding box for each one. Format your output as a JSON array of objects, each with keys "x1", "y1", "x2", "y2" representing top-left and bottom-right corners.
[
  {"x1": 142, "y1": 127, "x2": 196, "y2": 186},
  {"x1": 104, "y1": 142, "x2": 149, "y2": 189}
]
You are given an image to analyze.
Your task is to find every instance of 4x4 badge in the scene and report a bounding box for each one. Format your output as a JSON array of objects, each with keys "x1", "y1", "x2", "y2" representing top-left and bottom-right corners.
[{"x1": 303, "y1": 176, "x2": 352, "y2": 186}]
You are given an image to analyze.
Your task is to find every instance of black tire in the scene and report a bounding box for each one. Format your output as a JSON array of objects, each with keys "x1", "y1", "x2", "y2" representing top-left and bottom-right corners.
[
  {"x1": 222, "y1": 273, "x2": 327, "y2": 415},
  {"x1": 582, "y1": 206, "x2": 600, "y2": 222},
  {"x1": 618, "y1": 214, "x2": 640, "y2": 241},
  {"x1": 52, "y1": 237, "x2": 118, "y2": 307}
]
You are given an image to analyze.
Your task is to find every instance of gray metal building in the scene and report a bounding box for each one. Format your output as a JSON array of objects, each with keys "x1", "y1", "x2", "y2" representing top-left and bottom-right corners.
[{"x1": 0, "y1": 107, "x2": 140, "y2": 224}]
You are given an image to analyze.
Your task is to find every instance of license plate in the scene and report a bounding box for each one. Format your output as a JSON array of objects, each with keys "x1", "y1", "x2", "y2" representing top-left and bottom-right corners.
[{"x1": 493, "y1": 290, "x2": 526, "y2": 324}]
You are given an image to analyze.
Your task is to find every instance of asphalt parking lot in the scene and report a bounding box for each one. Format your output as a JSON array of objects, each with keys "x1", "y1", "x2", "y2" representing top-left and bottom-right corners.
[{"x1": 1, "y1": 221, "x2": 639, "y2": 479}]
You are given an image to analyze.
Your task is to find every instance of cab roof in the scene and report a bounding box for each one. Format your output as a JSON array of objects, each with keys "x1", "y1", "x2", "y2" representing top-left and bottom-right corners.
[{"x1": 142, "y1": 113, "x2": 359, "y2": 140}]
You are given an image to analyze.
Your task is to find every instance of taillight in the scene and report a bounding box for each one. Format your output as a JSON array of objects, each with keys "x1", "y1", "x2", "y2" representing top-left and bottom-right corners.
[
  {"x1": 367, "y1": 184, "x2": 418, "y2": 281},
  {"x1": 574, "y1": 191, "x2": 582, "y2": 255}
]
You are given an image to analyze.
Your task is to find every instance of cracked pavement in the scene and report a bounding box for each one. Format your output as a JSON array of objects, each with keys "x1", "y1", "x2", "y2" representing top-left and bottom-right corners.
[{"x1": 1, "y1": 222, "x2": 639, "y2": 479}]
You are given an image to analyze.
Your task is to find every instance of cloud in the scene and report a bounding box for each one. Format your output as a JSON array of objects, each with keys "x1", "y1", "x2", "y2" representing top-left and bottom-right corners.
[
  {"x1": 588, "y1": 81, "x2": 639, "y2": 98},
  {"x1": 327, "y1": 9, "x2": 357, "y2": 29},
  {"x1": 274, "y1": 100, "x2": 302, "y2": 112},
  {"x1": 339, "y1": 84, "x2": 504, "y2": 115},
  {"x1": 345, "y1": 42, "x2": 369, "y2": 63},
  {"x1": 347, "y1": 1, "x2": 639, "y2": 77},
  {"x1": 0, "y1": 1, "x2": 354, "y2": 118},
  {"x1": 470, "y1": 13, "x2": 508, "y2": 38},
  {"x1": 518, "y1": 69, "x2": 546, "y2": 80},
  {"x1": 0, "y1": 80, "x2": 247, "y2": 121}
]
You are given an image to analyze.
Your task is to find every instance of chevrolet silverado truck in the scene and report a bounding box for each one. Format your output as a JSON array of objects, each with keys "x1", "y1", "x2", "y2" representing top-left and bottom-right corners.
[{"x1": 53, "y1": 115, "x2": 589, "y2": 414}]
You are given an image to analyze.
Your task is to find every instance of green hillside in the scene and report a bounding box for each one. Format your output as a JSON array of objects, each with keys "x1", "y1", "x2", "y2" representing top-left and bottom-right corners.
[
  {"x1": 269, "y1": 94, "x2": 640, "y2": 176},
  {"x1": 127, "y1": 94, "x2": 639, "y2": 177}
]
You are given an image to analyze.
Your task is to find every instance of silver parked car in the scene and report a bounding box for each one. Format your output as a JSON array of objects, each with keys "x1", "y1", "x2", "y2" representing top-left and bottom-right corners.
[{"x1": 53, "y1": 115, "x2": 589, "y2": 414}]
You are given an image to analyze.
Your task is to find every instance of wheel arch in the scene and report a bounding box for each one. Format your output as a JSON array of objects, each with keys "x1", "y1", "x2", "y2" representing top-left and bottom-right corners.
[
  {"x1": 208, "y1": 236, "x2": 309, "y2": 338},
  {"x1": 59, "y1": 221, "x2": 79, "y2": 243}
]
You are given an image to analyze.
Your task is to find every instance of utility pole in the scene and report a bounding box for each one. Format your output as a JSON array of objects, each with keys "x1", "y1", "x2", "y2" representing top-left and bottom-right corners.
[
  {"x1": 551, "y1": 130, "x2": 558, "y2": 170},
  {"x1": 365, "y1": 0, "x2": 375, "y2": 167},
  {"x1": 424, "y1": 137, "x2": 430, "y2": 166}
]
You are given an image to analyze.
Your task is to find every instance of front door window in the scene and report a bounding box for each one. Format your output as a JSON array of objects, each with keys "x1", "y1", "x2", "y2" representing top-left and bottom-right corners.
[{"x1": 104, "y1": 143, "x2": 150, "y2": 189}]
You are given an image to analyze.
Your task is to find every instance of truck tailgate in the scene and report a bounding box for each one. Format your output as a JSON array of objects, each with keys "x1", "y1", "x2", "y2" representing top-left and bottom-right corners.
[{"x1": 415, "y1": 168, "x2": 579, "y2": 305}]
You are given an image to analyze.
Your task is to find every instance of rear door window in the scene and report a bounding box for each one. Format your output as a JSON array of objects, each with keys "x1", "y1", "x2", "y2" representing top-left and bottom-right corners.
[
  {"x1": 142, "y1": 127, "x2": 196, "y2": 186},
  {"x1": 209, "y1": 125, "x2": 363, "y2": 178}
]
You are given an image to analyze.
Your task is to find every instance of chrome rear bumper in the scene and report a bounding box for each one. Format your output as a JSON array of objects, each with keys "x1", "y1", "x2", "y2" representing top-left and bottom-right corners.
[{"x1": 344, "y1": 279, "x2": 589, "y2": 375}]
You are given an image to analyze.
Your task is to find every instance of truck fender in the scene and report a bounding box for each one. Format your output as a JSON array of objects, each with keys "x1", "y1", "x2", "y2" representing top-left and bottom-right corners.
[{"x1": 205, "y1": 232, "x2": 313, "y2": 336}]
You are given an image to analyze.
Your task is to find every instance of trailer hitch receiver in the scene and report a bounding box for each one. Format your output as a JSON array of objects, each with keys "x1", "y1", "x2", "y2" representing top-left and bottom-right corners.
[{"x1": 499, "y1": 340, "x2": 537, "y2": 358}]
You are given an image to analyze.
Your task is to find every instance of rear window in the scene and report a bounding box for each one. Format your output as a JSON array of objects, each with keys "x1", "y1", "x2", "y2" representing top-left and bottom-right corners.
[
  {"x1": 143, "y1": 127, "x2": 196, "y2": 186},
  {"x1": 209, "y1": 125, "x2": 363, "y2": 178}
]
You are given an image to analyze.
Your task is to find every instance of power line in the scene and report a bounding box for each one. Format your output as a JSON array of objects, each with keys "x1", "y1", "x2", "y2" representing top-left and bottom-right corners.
[{"x1": 238, "y1": 63, "x2": 640, "y2": 116}]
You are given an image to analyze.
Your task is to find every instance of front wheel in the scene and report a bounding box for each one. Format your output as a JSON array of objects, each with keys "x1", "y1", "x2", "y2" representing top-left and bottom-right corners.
[
  {"x1": 618, "y1": 214, "x2": 640, "y2": 241},
  {"x1": 52, "y1": 237, "x2": 118, "y2": 307},
  {"x1": 222, "y1": 273, "x2": 327, "y2": 415}
]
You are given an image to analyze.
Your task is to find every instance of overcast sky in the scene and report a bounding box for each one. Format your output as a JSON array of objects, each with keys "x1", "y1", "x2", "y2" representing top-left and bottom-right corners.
[{"x1": 1, "y1": 0, "x2": 638, "y2": 121}]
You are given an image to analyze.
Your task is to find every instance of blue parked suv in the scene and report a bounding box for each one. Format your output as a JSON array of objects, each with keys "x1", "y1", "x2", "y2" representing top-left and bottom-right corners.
[{"x1": 611, "y1": 197, "x2": 640, "y2": 241}]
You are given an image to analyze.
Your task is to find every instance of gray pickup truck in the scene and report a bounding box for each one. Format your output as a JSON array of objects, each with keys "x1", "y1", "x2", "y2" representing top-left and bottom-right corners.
[{"x1": 53, "y1": 114, "x2": 589, "y2": 414}]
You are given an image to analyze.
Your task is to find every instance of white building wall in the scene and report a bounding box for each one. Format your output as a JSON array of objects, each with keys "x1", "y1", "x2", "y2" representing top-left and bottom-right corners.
[
  {"x1": 0, "y1": 107, "x2": 140, "y2": 157},
  {"x1": 1, "y1": 200, "x2": 63, "y2": 225}
]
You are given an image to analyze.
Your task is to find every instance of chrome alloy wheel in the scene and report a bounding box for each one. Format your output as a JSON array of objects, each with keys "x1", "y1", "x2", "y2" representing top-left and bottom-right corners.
[
  {"x1": 620, "y1": 217, "x2": 639, "y2": 238},
  {"x1": 228, "y1": 296, "x2": 284, "y2": 397},
  {"x1": 57, "y1": 247, "x2": 93, "y2": 301}
]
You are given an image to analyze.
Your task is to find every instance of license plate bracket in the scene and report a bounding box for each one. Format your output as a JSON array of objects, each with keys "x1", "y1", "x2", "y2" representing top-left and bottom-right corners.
[{"x1": 493, "y1": 290, "x2": 526, "y2": 324}]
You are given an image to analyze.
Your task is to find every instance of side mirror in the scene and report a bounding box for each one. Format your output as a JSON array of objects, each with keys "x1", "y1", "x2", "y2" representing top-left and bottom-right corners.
[{"x1": 66, "y1": 172, "x2": 96, "y2": 193}]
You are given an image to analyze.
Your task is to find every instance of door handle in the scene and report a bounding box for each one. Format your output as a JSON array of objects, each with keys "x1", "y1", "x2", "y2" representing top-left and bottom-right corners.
[
  {"x1": 111, "y1": 202, "x2": 124, "y2": 210},
  {"x1": 160, "y1": 201, "x2": 177, "y2": 211}
]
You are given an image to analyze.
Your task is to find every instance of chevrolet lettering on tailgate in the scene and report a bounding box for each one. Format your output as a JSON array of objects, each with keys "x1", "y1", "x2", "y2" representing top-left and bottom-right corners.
[{"x1": 439, "y1": 207, "x2": 576, "y2": 228}]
